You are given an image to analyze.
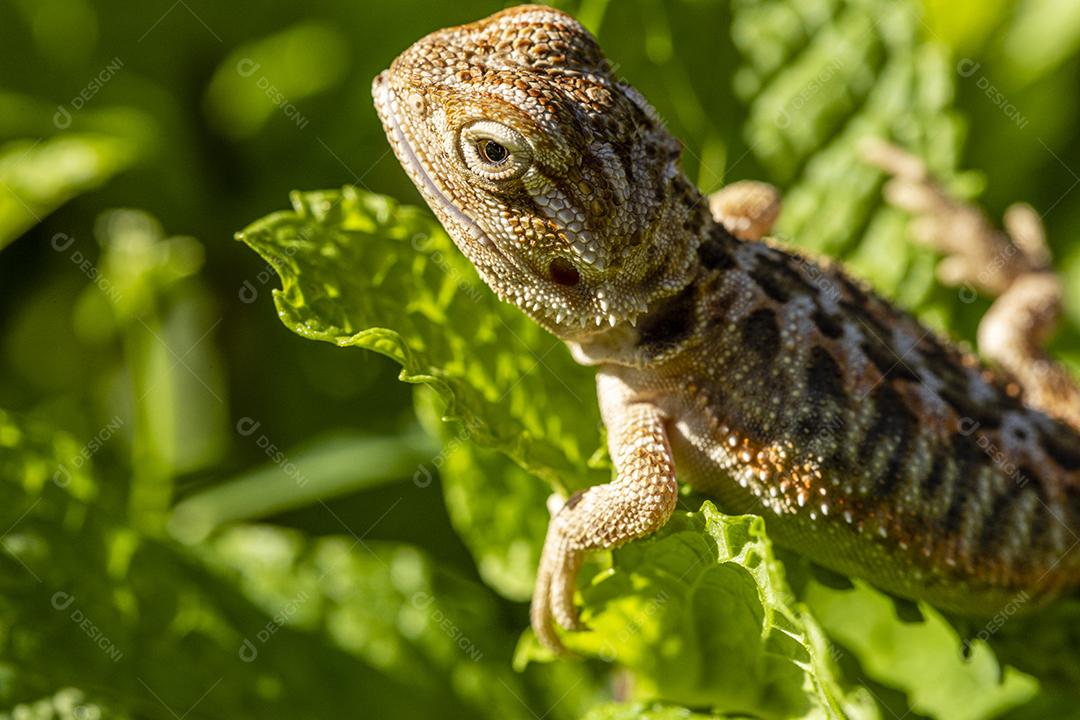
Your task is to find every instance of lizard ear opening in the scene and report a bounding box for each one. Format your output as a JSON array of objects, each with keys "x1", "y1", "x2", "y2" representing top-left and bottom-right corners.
[{"x1": 548, "y1": 257, "x2": 580, "y2": 286}]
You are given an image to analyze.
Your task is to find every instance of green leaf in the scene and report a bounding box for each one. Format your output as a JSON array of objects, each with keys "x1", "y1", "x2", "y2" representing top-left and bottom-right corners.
[
  {"x1": 803, "y1": 578, "x2": 1038, "y2": 719},
  {"x1": 0, "y1": 134, "x2": 138, "y2": 250},
  {"x1": 735, "y1": 0, "x2": 962, "y2": 324},
  {"x1": 203, "y1": 525, "x2": 544, "y2": 720},
  {"x1": 564, "y1": 501, "x2": 879, "y2": 720},
  {"x1": 0, "y1": 408, "x2": 565, "y2": 719},
  {"x1": 581, "y1": 702, "x2": 740, "y2": 720},
  {"x1": 169, "y1": 431, "x2": 439, "y2": 544},
  {"x1": 0, "y1": 687, "x2": 128, "y2": 720},
  {"x1": 87, "y1": 209, "x2": 227, "y2": 531},
  {"x1": 231, "y1": 3, "x2": 1080, "y2": 718},
  {"x1": 440, "y1": 440, "x2": 549, "y2": 601},
  {"x1": 203, "y1": 22, "x2": 349, "y2": 139},
  {"x1": 236, "y1": 187, "x2": 606, "y2": 495}
]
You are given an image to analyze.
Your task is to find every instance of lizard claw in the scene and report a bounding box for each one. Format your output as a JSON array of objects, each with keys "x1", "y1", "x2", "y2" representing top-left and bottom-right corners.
[
  {"x1": 547, "y1": 539, "x2": 585, "y2": 632},
  {"x1": 531, "y1": 493, "x2": 588, "y2": 653},
  {"x1": 529, "y1": 561, "x2": 563, "y2": 653},
  {"x1": 529, "y1": 401, "x2": 679, "y2": 655}
]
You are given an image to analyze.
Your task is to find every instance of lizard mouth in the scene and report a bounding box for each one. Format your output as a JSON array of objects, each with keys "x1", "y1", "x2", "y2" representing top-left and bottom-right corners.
[
  {"x1": 372, "y1": 74, "x2": 521, "y2": 282},
  {"x1": 372, "y1": 73, "x2": 605, "y2": 335}
]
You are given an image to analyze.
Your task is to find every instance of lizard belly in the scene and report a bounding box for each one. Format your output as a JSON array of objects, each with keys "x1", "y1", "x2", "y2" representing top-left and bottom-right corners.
[
  {"x1": 615, "y1": 327, "x2": 1080, "y2": 617},
  {"x1": 665, "y1": 405, "x2": 1046, "y2": 616}
]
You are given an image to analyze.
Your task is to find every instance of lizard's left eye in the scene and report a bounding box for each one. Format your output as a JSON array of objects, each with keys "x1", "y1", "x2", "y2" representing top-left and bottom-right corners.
[
  {"x1": 459, "y1": 121, "x2": 530, "y2": 181},
  {"x1": 479, "y1": 140, "x2": 508, "y2": 164}
]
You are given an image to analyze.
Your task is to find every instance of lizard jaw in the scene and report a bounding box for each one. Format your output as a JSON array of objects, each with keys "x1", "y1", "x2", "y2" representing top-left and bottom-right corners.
[
  {"x1": 373, "y1": 74, "x2": 516, "y2": 275},
  {"x1": 373, "y1": 73, "x2": 633, "y2": 338}
]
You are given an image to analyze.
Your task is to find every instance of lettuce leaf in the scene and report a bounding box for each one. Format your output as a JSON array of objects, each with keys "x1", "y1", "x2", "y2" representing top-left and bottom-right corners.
[
  {"x1": 567, "y1": 501, "x2": 879, "y2": 720},
  {"x1": 803, "y1": 578, "x2": 1038, "y2": 719},
  {"x1": 236, "y1": 183, "x2": 1076, "y2": 718},
  {"x1": 232, "y1": 1, "x2": 1080, "y2": 716},
  {"x1": 236, "y1": 187, "x2": 606, "y2": 496}
]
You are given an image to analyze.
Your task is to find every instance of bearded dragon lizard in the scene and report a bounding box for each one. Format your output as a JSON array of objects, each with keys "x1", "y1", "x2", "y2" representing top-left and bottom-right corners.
[{"x1": 373, "y1": 5, "x2": 1080, "y2": 652}]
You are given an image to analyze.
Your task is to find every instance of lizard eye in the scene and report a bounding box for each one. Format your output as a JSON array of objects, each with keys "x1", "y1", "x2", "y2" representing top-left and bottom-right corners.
[
  {"x1": 459, "y1": 120, "x2": 531, "y2": 181},
  {"x1": 479, "y1": 140, "x2": 508, "y2": 164}
]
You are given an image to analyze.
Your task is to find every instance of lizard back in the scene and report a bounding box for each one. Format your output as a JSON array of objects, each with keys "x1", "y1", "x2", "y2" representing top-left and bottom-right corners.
[{"x1": 619, "y1": 222, "x2": 1080, "y2": 611}]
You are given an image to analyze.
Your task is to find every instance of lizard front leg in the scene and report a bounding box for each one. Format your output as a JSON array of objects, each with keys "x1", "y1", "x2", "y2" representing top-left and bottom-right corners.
[{"x1": 531, "y1": 372, "x2": 678, "y2": 652}]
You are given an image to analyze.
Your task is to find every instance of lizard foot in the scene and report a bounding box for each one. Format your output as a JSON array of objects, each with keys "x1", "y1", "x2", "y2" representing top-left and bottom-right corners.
[
  {"x1": 708, "y1": 180, "x2": 782, "y2": 241},
  {"x1": 531, "y1": 498, "x2": 588, "y2": 654},
  {"x1": 861, "y1": 137, "x2": 1080, "y2": 430},
  {"x1": 530, "y1": 393, "x2": 679, "y2": 654}
]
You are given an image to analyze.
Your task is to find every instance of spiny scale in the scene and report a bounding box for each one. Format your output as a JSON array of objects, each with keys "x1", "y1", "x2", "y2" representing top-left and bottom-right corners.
[{"x1": 636, "y1": 225, "x2": 1080, "y2": 603}]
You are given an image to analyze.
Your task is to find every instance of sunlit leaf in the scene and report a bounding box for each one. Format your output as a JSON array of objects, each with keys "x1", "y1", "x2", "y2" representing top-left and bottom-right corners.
[
  {"x1": 0, "y1": 134, "x2": 137, "y2": 250},
  {"x1": 0, "y1": 408, "x2": 550, "y2": 719},
  {"x1": 236, "y1": 187, "x2": 606, "y2": 496},
  {"x1": 203, "y1": 22, "x2": 349, "y2": 139},
  {"x1": 804, "y1": 578, "x2": 1038, "y2": 719},
  {"x1": 565, "y1": 502, "x2": 879, "y2": 720}
]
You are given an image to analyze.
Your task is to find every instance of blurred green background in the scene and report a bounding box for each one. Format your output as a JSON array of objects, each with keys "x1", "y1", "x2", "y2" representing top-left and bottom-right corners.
[{"x1": 3, "y1": 0, "x2": 1080, "y2": 718}]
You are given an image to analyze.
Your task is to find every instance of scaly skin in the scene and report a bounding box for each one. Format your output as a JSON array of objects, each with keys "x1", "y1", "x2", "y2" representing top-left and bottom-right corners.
[{"x1": 373, "y1": 5, "x2": 1080, "y2": 652}]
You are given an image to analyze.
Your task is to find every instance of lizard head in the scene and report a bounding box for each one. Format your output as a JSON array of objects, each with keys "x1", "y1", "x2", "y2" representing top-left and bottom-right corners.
[{"x1": 373, "y1": 5, "x2": 703, "y2": 340}]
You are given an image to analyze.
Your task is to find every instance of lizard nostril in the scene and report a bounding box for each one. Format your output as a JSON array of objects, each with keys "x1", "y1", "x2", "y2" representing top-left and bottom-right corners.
[
  {"x1": 548, "y1": 257, "x2": 580, "y2": 286},
  {"x1": 407, "y1": 92, "x2": 426, "y2": 113}
]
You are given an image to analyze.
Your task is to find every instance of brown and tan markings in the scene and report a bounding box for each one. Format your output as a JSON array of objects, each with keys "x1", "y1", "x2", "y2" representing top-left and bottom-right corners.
[{"x1": 375, "y1": 5, "x2": 1080, "y2": 652}]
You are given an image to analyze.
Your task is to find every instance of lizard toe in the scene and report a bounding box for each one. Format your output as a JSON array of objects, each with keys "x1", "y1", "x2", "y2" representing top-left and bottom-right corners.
[
  {"x1": 530, "y1": 566, "x2": 568, "y2": 653},
  {"x1": 549, "y1": 550, "x2": 586, "y2": 632},
  {"x1": 531, "y1": 521, "x2": 586, "y2": 652}
]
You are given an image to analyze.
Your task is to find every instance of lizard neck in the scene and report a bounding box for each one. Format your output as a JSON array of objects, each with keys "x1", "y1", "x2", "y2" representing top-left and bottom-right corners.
[{"x1": 567, "y1": 194, "x2": 739, "y2": 368}]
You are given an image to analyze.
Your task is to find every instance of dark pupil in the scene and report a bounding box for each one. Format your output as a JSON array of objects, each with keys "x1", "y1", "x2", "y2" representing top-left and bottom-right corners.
[{"x1": 482, "y1": 140, "x2": 508, "y2": 164}]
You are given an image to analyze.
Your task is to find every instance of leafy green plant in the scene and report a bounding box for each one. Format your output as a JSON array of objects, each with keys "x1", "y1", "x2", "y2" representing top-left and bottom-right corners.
[
  {"x1": 229, "y1": 1, "x2": 1080, "y2": 717},
  {"x1": 235, "y1": 179, "x2": 1077, "y2": 718},
  {"x1": 6, "y1": 0, "x2": 1080, "y2": 717}
]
